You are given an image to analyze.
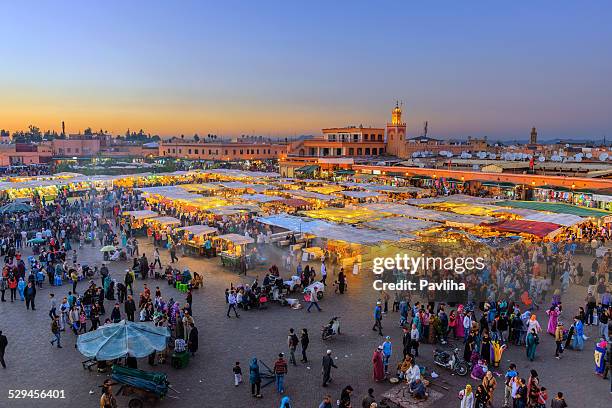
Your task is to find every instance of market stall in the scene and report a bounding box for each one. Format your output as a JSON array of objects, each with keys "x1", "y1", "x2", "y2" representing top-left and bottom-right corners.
[
  {"x1": 175, "y1": 225, "x2": 218, "y2": 256},
  {"x1": 214, "y1": 234, "x2": 255, "y2": 271},
  {"x1": 122, "y1": 210, "x2": 160, "y2": 232}
]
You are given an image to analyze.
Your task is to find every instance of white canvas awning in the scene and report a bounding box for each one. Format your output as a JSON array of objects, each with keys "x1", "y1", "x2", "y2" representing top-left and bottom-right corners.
[
  {"x1": 216, "y1": 234, "x2": 255, "y2": 245},
  {"x1": 522, "y1": 213, "x2": 585, "y2": 227}
]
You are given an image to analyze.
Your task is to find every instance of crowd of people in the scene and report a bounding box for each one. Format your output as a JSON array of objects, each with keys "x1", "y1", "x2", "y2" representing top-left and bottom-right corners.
[{"x1": 0, "y1": 178, "x2": 610, "y2": 408}]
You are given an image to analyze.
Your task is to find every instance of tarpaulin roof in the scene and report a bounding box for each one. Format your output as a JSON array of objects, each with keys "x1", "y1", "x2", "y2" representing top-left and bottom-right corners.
[
  {"x1": 495, "y1": 201, "x2": 611, "y2": 218},
  {"x1": 339, "y1": 191, "x2": 384, "y2": 199},
  {"x1": 301, "y1": 207, "x2": 390, "y2": 224},
  {"x1": 522, "y1": 212, "x2": 585, "y2": 227},
  {"x1": 363, "y1": 217, "x2": 440, "y2": 233},
  {"x1": 239, "y1": 194, "x2": 283, "y2": 203},
  {"x1": 487, "y1": 220, "x2": 562, "y2": 238},
  {"x1": 145, "y1": 216, "x2": 181, "y2": 226},
  {"x1": 277, "y1": 198, "x2": 310, "y2": 207},
  {"x1": 216, "y1": 233, "x2": 255, "y2": 245},
  {"x1": 175, "y1": 225, "x2": 218, "y2": 236},
  {"x1": 122, "y1": 210, "x2": 159, "y2": 220},
  {"x1": 407, "y1": 194, "x2": 498, "y2": 205},
  {"x1": 255, "y1": 214, "x2": 413, "y2": 244},
  {"x1": 280, "y1": 189, "x2": 339, "y2": 201},
  {"x1": 216, "y1": 182, "x2": 269, "y2": 192},
  {"x1": 76, "y1": 320, "x2": 170, "y2": 360},
  {"x1": 362, "y1": 203, "x2": 495, "y2": 226}
]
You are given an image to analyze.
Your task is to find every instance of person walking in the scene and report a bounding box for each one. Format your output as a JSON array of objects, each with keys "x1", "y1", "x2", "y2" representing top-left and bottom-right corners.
[
  {"x1": 249, "y1": 357, "x2": 263, "y2": 398},
  {"x1": 460, "y1": 384, "x2": 474, "y2": 408},
  {"x1": 153, "y1": 248, "x2": 162, "y2": 268},
  {"x1": 382, "y1": 336, "x2": 392, "y2": 374},
  {"x1": 307, "y1": 285, "x2": 322, "y2": 312},
  {"x1": 287, "y1": 328, "x2": 299, "y2": 366},
  {"x1": 169, "y1": 242, "x2": 178, "y2": 264},
  {"x1": 322, "y1": 349, "x2": 337, "y2": 387},
  {"x1": 125, "y1": 295, "x2": 136, "y2": 322},
  {"x1": 273, "y1": 353, "x2": 288, "y2": 394},
  {"x1": 550, "y1": 392, "x2": 568, "y2": 408},
  {"x1": 0, "y1": 330, "x2": 7, "y2": 369},
  {"x1": 24, "y1": 281, "x2": 36, "y2": 310},
  {"x1": 300, "y1": 329, "x2": 309, "y2": 363},
  {"x1": 525, "y1": 328, "x2": 539, "y2": 361},
  {"x1": 0, "y1": 275, "x2": 6, "y2": 302},
  {"x1": 319, "y1": 395, "x2": 333, "y2": 408},
  {"x1": 372, "y1": 301, "x2": 383, "y2": 336},
  {"x1": 50, "y1": 316, "x2": 62, "y2": 348},
  {"x1": 554, "y1": 321, "x2": 564, "y2": 359},
  {"x1": 503, "y1": 363, "x2": 518, "y2": 408},
  {"x1": 361, "y1": 388, "x2": 375, "y2": 408},
  {"x1": 320, "y1": 261, "x2": 327, "y2": 286},
  {"x1": 227, "y1": 290, "x2": 240, "y2": 318}
]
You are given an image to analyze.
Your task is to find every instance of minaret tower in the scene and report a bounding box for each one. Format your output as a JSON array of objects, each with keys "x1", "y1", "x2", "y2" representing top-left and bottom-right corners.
[
  {"x1": 386, "y1": 101, "x2": 407, "y2": 158},
  {"x1": 530, "y1": 127, "x2": 538, "y2": 144}
]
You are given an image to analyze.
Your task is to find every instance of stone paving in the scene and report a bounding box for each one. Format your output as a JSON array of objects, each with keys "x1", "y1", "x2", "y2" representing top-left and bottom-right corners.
[{"x1": 0, "y1": 239, "x2": 610, "y2": 408}]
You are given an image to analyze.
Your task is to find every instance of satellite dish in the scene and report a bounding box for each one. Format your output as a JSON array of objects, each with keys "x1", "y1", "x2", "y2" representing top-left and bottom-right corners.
[
  {"x1": 586, "y1": 153, "x2": 592, "y2": 158},
  {"x1": 600, "y1": 152, "x2": 609, "y2": 161},
  {"x1": 565, "y1": 144, "x2": 570, "y2": 148},
  {"x1": 488, "y1": 153, "x2": 496, "y2": 159},
  {"x1": 538, "y1": 156, "x2": 545, "y2": 162},
  {"x1": 477, "y1": 151, "x2": 487, "y2": 159},
  {"x1": 575, "y1": 155, "x2": 582, "y2": 162}
]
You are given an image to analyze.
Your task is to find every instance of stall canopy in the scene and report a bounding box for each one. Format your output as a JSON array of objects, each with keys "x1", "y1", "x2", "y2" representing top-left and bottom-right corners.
[
  {"x1": 339, "y1": 191, "x2": 384, "y2": 199},
  {"x1": 175, "y1": 225, "x2": 218, "y2": 236},
  {"x1": 301, "y1": 207, "x2": 390, "y2": 224},
  {"x1": 295, "y1": 165, "x2": 319, "y2": 175},
  {"x1": 146, "y1": 216, "x2": 181, "y2": 226},
  {"x1": 216, "y1": 181, "x2": 269, "y2": 192},
  {"x1": 122, "y1": 210, "x2": 159, "y2": 220},
  {"x1": 76, "y1": 320, "x2": 170, "y2": 360},
  {"x1": 364, "y1": 217, "x2": 441, "y2": 233},
  {"x1": 362, "y1": 203, "x2": 495, "y2": 226},
  {"x1": 407, "y1": 194, "x2": 498, "y2": 205},
  {"x1": 486, "y1": 220, "x2": 562, "y2": 238},
  {"x1": 216, "y1": 233, "x2": 255, "y2": 245},
  {"x1": 239, "y1": 194, "x2": 283, "y2": 203},
  {"x1": 521, "y1": 212, "x2": 584, "y2": 227},
  {"x1": 255, "y1": 214, "x2": 412, "y2": 244},
  {"x1": 280, "y1": 190, "x2": 339, "y2": 202},
  {"x1": 277, "y1": 198, "x2": 310, "y2": 208},
  {"x1": 495, "y1": 201, "x2": 611, "y2": 218}
]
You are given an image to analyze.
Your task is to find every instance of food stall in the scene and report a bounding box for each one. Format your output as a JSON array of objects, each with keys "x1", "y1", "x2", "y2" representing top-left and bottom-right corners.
[
  {"x1": 214, "y1": 234, "x2": 255, "y2": 271},
  {"x1": 122, "y1": 210, "x2": 160, "y2": 233},
  {"x1": 176, "y1": 225, "x2": 218, "y2": 257}
]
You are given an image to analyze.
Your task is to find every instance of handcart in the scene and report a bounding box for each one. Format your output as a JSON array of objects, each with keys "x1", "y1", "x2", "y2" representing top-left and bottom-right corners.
[{"x1": 111, "y1": 365, "x2": 175, "y2": 408}]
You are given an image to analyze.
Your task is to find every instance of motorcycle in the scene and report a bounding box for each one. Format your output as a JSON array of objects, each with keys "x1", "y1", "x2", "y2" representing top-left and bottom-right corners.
[
  {"x1": 321, "y1": 317, "x2": 341, "y2": 340},
  {"x1": 433, "y1": 348, "x2": 469, "y2": 376}
]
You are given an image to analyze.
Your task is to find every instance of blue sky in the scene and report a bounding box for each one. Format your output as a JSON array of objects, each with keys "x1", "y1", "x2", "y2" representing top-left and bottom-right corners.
[{"x1": 0, "y1": 1, "x2": 610, "y2": 140}]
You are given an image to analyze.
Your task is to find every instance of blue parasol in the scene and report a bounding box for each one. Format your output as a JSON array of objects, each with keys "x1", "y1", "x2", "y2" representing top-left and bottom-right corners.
[{"x1": 76, "y1": 320, "x2": 170, "y2": 360}]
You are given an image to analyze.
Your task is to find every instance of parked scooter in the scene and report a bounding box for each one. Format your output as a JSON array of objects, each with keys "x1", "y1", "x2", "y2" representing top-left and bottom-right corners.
[
  {"x1": 321, "y1": 317, "x2": 341, "y2": 340},
  {"x1": 432, "y1": 348, "x2": 469, "y2": 376}
]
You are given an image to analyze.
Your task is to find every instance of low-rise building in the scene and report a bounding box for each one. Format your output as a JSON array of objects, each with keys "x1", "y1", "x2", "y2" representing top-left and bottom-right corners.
[{"x1": 159, "y1": 138, "x2": 287, "y2": 161}]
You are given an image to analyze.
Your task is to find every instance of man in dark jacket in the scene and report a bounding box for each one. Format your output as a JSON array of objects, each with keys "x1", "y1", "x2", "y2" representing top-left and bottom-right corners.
[
  {"x1": 24, "y1": 282, "x2": 36, "y2": 310},
  {"x1": 110, "y1": 303, "x2": 122, "y2": 323},
  {"x1": 124, "y1": 295, "x2": 136, "y2": 322},
  {"x1": 322, "y1": 349, "x2": 337, "y2": 387}
]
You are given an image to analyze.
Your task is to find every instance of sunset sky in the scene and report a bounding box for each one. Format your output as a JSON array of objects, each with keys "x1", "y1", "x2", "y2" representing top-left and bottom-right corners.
[{"x1": 1, "y1": 1, "x2": 611, "y2": 140}]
